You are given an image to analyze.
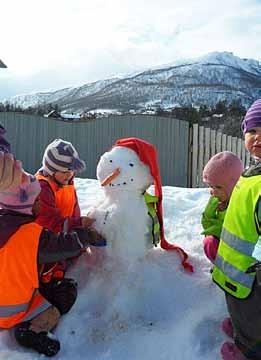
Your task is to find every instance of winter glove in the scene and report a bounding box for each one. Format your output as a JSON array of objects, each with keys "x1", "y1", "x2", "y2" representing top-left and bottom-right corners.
[
  {"x1": 75, "y1": 227, "x2": 107, "y2": 247},
  {"x1": 39, "y1": 278, "x2": 77, "y2": 315},
  {"x1": 201, "y1": 196, "x2": 226, "y2": 238},
  {"x1": 81, "y1": 216, "x2": 96, "y2": 228},
  {"x1": 203, "y1": 235, "x2": 219, "y2": 262}
]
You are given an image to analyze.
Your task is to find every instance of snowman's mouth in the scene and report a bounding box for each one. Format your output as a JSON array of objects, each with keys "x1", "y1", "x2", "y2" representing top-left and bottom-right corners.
[{"x1": 108, "y1": 178, "x2": 134, "y2": 187}]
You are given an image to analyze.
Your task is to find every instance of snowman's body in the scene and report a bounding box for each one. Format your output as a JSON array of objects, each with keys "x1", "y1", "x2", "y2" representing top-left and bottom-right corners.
[{"x1": 88, "y1": 146, "x2": 155, "y2": 263}]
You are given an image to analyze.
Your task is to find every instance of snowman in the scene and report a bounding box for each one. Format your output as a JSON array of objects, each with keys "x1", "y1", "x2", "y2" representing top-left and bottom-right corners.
[{"x1": 88, "y1": 137, "x2": 193, "y2": 271}]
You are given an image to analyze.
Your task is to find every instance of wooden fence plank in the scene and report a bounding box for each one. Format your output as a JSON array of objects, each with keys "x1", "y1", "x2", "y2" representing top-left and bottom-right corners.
[
  {"x1": 192, "y1": 124, "x2": 199, "y2": 188},
  {"x1": 236, "y1": 138, "x2": 242, "y2": 160},
  {"x1": 198, "y1": 126, "x2": 205, "y2": 187},
  {"x1": 216, "y1": 132, "x2": 222, "y2": 153},
  {"x1": 204, "y1": 127, "x2": 210, "y2": 168},
  {"x1": 210, "y1": 129, "x2": 216, "y2": 157},
  {"x1": 227, "y1": 136, "x2": 232, "y2": 151},
  {"x1": 221, "y1": 133, "x2": 227, "y2": 151},
  {"x1": 232, "y1": 137, "x2": 237, "y2": 154}
]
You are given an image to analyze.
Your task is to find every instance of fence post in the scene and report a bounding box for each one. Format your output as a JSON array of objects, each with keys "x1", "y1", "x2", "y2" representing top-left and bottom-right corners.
[
  {"x1": 198, "y1": 126, "x2": 205, "y2": 187},
  {"x1": 187, "y1": 124, "x2": 193, "y2": 188},
  {"x1": 192, "y1": 123, "x2": 199, "y2": 187}
]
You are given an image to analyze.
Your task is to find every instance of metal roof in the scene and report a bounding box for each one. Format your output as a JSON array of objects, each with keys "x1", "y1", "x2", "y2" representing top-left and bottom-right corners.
[{"x1": 0, "y1": 60, "x2": 7, "y2": 68}]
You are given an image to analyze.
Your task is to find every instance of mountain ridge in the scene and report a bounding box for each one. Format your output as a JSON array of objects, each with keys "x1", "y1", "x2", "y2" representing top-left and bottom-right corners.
[{"x1": 5, "y1": 51, "x2": 261, "y2": 113}]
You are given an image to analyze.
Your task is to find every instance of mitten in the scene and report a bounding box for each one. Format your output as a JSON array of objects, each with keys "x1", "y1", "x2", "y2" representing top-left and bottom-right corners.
[
  {"x1": 75, "y1": 227, "x2": 107, "y2": 247},
  {"x1": 201, "y1": 197, "x2": 224, "y2": 238},
  {"x1": 203, "y1": 235, "x2": 219, "y2": 262}
]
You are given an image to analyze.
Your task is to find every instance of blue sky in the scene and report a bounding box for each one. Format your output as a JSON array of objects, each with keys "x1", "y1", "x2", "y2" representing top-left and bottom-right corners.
[{"x1": 0, "y1": 0, "x2": 260, "y2": 100}]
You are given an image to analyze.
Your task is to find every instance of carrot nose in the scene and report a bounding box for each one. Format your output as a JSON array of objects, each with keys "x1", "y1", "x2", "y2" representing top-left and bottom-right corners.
[{"x1": 101, "y1": 168, "x2": 121, "y2": 186}]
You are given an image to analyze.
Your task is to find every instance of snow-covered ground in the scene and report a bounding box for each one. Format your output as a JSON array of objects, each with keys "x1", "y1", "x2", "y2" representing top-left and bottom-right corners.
[{"x1": 0, "y1": 178, "x2": 232, "y2": 360}]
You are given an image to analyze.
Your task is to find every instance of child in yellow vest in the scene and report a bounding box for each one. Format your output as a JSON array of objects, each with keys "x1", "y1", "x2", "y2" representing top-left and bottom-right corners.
[{"x1": 212, "y1": 99, "x2": 261, "y2": 360}]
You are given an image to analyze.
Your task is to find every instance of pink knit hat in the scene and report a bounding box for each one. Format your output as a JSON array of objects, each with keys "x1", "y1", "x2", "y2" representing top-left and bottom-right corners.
[
  {"x1": 203, "y1": 151, "x2": 243, "y2": 196},
  {"x1": 0, "y1": 173, "x2": 41, "y2": 215}
]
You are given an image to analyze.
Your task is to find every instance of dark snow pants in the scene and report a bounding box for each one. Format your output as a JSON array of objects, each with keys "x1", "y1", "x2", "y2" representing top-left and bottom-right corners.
[{"x1": 226, "y1": 279, "x2": 261, "y2": 360}]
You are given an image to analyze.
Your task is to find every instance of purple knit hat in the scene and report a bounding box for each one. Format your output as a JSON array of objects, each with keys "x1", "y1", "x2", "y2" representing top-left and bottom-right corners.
[
  {"x1": 203, "y1": 151, "x2": 243, "y2": 196},
  {"x1": 241, "y1": 99, "x2": 261, "y2": 134},
  {"x1": 42, "y1": 138, "x2": 86, "y2": 176},
  {"x1": 0, "y1": 173, "x2": 41, "y2": 215}
]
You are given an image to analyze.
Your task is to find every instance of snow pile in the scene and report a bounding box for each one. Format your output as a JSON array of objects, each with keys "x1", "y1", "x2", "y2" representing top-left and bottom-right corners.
[{"x1": 0, "y1": 178, "x2": 231, "y2": 359}]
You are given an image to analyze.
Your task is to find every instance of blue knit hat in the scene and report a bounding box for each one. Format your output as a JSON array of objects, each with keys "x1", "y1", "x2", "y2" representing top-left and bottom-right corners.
[
  {"x1": 242, "y1": 99, "x2": 261, "y2": 134},
  {"x1": 42, "y1": 139, "x2": 86, "y2": 176}
]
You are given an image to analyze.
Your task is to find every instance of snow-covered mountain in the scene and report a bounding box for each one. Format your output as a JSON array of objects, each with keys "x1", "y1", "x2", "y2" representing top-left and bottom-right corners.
[{"x1": 5, "y1": 52, "x2": 261, "y2": 113}]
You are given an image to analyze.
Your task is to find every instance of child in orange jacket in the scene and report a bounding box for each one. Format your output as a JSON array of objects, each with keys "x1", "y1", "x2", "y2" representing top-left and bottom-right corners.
[
  {"x1": 0, "y1": 173, "x2": 106, "y2": 357},
  {"x1": 35, "y1": 139, "x2": 101, "y2": 282}
]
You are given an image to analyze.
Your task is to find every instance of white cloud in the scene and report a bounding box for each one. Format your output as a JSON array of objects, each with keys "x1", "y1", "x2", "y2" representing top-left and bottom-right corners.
[{"x1": 0, "y1": 0, "x2": 260, "y2": 98}]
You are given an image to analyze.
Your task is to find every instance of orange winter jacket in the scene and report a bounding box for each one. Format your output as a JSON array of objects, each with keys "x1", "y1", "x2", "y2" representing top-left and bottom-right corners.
[
  {"x1": 0, "y1": 223, "x2": 51, "y2": 328},
  {"x1": 36, "y1": 174, "x2": 76, "y2": 219}
]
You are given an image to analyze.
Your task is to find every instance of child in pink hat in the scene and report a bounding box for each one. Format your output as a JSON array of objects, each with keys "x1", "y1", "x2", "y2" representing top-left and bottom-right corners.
[
  {"x1": 201, "y1": 151, "x2": 243, "y2": 263},
  {"x1": 201, "y1": 151, "x2": 243, "y2": 347}
]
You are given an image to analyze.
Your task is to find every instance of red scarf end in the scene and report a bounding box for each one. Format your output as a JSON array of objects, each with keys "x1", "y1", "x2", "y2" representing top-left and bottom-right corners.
[{"x1": 160, "y1": 239, "x2": 194, "y2": 273}]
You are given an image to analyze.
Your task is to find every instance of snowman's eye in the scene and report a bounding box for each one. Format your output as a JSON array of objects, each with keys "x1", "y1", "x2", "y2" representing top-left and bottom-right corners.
[
  {"x1": 109, "y1": 160, "x2": 113, "y2": 163},
  {"x1": 129, "y1": 163, "x2": 134, "y2": 167}
]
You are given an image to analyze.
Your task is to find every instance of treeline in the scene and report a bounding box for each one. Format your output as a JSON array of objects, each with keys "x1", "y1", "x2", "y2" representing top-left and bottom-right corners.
[
  {"x1": 156, "y1": 99, "x2": 246, "y2": 137},
  {"x1": 0, "y1": 103, "x2": 61, "y2": 116},
  {"x1": 0, "y1": 99, "x2": 247, "y2": 137}
]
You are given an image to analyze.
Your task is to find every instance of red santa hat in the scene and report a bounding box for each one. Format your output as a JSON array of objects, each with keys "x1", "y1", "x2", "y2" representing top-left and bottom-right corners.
[{"x1": 114, "y1": 137, "x2": 194, "y2": 273}]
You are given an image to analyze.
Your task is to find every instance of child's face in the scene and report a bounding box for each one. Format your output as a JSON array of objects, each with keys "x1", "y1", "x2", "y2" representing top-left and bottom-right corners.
[
  {"x1": 54, "y1": 170, "x2": 75, "y2": 185},
  {"x1": 245, "y1": 127, "x2": 261, "y2": 158},
  {"x1": 208, "y1": 184, "x2": 228, "y2": 203}
]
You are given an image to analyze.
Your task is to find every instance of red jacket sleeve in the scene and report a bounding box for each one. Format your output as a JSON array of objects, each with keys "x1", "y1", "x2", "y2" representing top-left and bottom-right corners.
[
  {"x1": 36, "y1": 180, "x2": 81, "y2": 233},
  {"x1": 67, "y1": 191, "x2": 82, "y2": 230}
]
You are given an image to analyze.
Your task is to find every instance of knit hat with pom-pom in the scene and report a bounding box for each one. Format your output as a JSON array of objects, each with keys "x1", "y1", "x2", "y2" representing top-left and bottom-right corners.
[{"x1": 42, "y1": 139, "x2": 85, "y2": 176}]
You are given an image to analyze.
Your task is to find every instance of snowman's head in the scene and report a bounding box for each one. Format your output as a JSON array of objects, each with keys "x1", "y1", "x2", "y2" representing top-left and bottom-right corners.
[{"x1": 97, "y1": 146, "x2": 153, "y2": 193}]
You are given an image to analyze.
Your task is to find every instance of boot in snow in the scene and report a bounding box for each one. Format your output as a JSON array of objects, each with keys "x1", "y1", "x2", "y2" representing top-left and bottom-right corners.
[
  {"x1": 222, "y1": 317, "x2": 234, "y2": 338},
  {"x1": 221, "y1": 341, "x2": 248, "y2": 360},
  {"x1": 14, "y1": 321, "x2": 60, "y2": 357}
]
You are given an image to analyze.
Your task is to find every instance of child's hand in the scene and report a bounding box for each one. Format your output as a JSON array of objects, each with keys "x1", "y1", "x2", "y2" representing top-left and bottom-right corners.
[
  {"x1": 201, "y1": 196, "x2": 224, "y2": 238},
  {"x1": 203, "y1": 196, "x2": 219, "y2": 219},
  {"x1": 203, "y1": 235, "x2": 219, "y2": 262},
  {"x1": 75, "y1": 227, "x2": 107, "y2": 247},
  {"x1": 81, "y1": 216, "x2": 96, "y2": 228}
]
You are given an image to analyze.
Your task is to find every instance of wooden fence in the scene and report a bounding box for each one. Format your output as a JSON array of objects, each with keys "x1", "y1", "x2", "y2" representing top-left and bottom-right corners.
[
  {"x1": 0, "y1": 112, "x2": 189, "y2": 187},
  {"x1": 190, "y1": 124, "x2": 250, "y2": 187},
  {"x1": 0, "y1": 113, "x2": 249, "y2": 188}
]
